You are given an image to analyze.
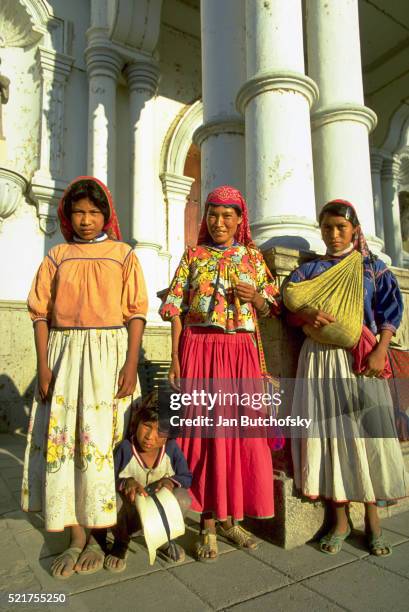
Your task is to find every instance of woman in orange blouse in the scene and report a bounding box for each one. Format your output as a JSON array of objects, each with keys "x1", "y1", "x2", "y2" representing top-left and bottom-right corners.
[
  {"x1": 160, "y1": 185, "x2": 281, "y2": 562},
  {"x1": 21, "y1": 177, "x2": 148, "y2": 579}
]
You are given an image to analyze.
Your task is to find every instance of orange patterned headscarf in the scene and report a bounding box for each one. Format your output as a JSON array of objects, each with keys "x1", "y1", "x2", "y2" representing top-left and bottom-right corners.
[
  {"x1": 58, "y1": 176, "x2": 122, "y2": 242},
  {"x1": 197, "y1": 185, "x2": 254, "y2": 246}
]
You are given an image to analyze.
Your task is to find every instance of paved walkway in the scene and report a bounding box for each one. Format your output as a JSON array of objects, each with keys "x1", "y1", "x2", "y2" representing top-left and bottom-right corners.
[{"x1": 1, "y1": 433, "x2": 409, "y2": 612}]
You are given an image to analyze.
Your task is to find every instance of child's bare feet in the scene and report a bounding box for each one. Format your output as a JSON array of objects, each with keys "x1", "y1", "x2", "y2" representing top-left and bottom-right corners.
[{"x1": 104, "y1": 541, "x2": 129, "y2": 573}]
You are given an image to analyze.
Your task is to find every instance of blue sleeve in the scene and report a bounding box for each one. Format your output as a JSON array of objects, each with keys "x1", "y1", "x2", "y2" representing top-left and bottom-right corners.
[
  {"x1": 114, "y1": 440, "x2": 133, "y2": 490},
  {"x1": 287, "y1": 266, "x2": 307, "y2": 283},
  {"x1": 373, "y1": 260, "x2": 403, "y2": 333},
  {"x1": 166, "y1": 440, "x2": 192, "y2": 488},
  {"x1": 286, "y1": 259, "x2": 327, "y2": 284}
]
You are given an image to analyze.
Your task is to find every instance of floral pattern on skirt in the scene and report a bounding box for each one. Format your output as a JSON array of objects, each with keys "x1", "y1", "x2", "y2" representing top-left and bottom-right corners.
[{"x1": 21, "y1": 328, "x2": 139, "y2": 531}]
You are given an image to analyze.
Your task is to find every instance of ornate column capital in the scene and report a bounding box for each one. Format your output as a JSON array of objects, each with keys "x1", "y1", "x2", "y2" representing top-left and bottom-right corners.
[
  {"x1": 160, "y1": 172, "x2": 194, "y2": 199},
  {"x1": 29, "y1": 177, "x2": 66, "y2": 235},
  {"x1": 193, "y1": 117, "x2": 244, "y2": 148},
  {"x1": 85, "y1": 36, "x2": 123, "y2": 80},
  {"x1": 0, "y1": 167, "x2": 27, "y2": 231},
  {"x1": 236, "y1": 71, "x2": 319, "y2": 114},
  {"x1": 311, "y1": 103, "x2": 377, "y2": 134},
  {"x1": 36, "y1": 47, "x2": 74, "y2": 82},
  {"x1": 124, "y1": 59, "x2": 160, "y2": 96},
  {"x1": 381, "y1": 156, "x2": 401, "y2": 182}
]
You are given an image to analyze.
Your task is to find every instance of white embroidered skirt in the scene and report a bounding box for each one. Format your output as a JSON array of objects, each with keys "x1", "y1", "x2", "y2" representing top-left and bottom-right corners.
[
  {"x1": 291, "y1": 338, "x2": 409, "y2": 503},
  {"x1": 21, "y1": 328, "x2": 139, "y2": 531}
]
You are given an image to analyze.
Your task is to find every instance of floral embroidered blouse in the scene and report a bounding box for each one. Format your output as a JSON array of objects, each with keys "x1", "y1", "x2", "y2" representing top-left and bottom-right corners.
[{"x1": 159, "y1": 244, "x2": 280, "y2": 333}]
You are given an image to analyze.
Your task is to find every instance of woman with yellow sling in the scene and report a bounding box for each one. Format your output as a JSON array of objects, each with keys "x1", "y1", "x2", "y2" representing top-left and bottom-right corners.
[{"x1": 283, "y1": 199, "x2": 409, "y2": 557}]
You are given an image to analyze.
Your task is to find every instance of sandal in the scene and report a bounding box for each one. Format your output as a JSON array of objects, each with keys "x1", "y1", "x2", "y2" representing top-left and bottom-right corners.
[
  {"x1": 104, "y1": 541, "x2": 129, "y2": 573},
  {"x1": 50, "y1": 546, "x2": 83, "y2": 580},
  {"x1": 195, "y1": 529, "x2": 218, "y2": 563},
  {"x1": 320, "y1": 526, "x2": 351, "y2": 555},
  {"x1": 367, "y1": 530, "x2": 392, "y2": 557},
  {"x1": 75, "y1": 543, "x2": 105, "y2": 575},
  {"x1": 217, "y1": 524, "x2": 258, "y2": 549},
  {"x1": 158, "y1": 540, "x2": 186, "y2": 563}
]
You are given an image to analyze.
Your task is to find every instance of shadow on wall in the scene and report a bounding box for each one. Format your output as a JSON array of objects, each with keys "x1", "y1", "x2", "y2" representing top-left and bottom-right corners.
[
  {"x1": 261, "y1": 235, "x2": 314, "y2": 252},
  {"x1": 0, "y1": 358, "x2": 172, "y2": 434},
  {"x1": 0, "y1": 374, "x2": 35, "y2": 434}
]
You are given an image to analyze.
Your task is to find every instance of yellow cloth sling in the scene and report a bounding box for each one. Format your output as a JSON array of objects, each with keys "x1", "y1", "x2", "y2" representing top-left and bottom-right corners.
[{"x1": 283, "y1": 250, "x2": 363, "y2": 348}]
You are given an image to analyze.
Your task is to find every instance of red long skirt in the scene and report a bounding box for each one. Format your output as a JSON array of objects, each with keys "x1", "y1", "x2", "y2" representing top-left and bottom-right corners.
[{"x1": 178, "y1": 326, "x2": 274, "y2": 520}]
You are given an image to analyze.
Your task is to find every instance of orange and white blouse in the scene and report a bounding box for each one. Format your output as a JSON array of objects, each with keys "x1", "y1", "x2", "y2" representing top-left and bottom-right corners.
[{"x1": 28, "y1": 240, "x2": 148, "y2": 328}]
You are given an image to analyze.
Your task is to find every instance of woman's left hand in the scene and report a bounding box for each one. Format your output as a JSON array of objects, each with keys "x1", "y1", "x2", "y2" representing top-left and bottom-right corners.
[
  {"x1": 236, "y1": 282, "x2": 260, "y2": 305},
  {"x1": 363, "y1": 346, "x2": 387, "y2": 377},
  {"x1": 116, "y1": 360, "x2": 138, "y2": 398}
]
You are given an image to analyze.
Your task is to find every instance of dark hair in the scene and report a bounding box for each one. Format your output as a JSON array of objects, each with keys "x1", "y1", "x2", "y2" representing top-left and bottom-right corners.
[
  {"x1": 318, "y1": 202, "x2": 360, "y2": 227},
  {"x1": 131, "y1": 388, "x2": 172, "y2": 437},
  {"x1": 134, "y1": 406, "x2": 160, "y2": 428},
  {"x1": 63, "y1": 179, "x2": 110, "y2": 223}
]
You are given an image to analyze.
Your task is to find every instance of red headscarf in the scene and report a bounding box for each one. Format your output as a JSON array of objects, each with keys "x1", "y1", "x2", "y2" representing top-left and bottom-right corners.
[
  {"x1": 197, "y1": 185, "x2": 254, "y2": 246},
  {"x1": 58, "y1": 176, "x2": 122, "y2": 242},
  {"x1": 321, "y1": 198, "x2": 370, "y2": 257}
]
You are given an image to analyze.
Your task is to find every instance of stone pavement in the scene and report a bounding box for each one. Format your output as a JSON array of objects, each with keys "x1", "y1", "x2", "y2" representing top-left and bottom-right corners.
[{"x1": 1, "y1": 433, "x2": 409, "y2": 612}]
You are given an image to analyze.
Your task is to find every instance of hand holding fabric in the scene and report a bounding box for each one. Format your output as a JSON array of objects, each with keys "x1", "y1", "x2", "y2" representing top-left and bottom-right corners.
[
  {"x1": 298, "y1": 307, "x2": 336, "y2": 328},
  {"x1": 124, "y1": 477, "x2": 147, "y2": 502}
]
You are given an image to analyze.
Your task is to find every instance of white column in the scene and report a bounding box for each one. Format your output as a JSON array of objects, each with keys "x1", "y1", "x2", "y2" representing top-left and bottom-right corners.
[
  {"x1": 370, "y1": 149, "x2": 385, "y2": 243},
  {"x1": 125, "y1": 59, "x2": 162, "y2": 323},
  {"x1": 382, "y1": 157, "x2": 403, "y2": 267},
  {"x1": 306, "y1": 0, "x2": 383, "y2": 255},
  {"x1": 85, "y1": 35, "x2": 122, "y2": 194},
  {"x1": 194, "y1": 0, "x2": 245, "y2": 202},
  {"x1": 160, "y1": 173, "x2": 194, "y2": 275},
  {"x1": 237, "y1": 0, "x2": 321, "y2": 252}
]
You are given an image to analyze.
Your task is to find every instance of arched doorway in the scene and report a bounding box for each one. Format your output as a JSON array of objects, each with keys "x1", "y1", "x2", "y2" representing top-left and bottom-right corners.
[
  {"x1": 183, "y1": 143, "x2": 201, "y2": 246},
  {"x1": 160, "y1": 100, "x2": 203, "y2": 276}
]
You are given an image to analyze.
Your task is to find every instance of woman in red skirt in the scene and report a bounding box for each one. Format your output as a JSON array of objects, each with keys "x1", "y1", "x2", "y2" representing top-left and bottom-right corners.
[{"x1": 159, "y1": 185, "x2": 281, "y2": 561}]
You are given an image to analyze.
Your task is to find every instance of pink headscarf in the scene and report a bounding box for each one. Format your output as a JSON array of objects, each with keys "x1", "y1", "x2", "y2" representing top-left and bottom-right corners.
[{"x1": 197, "y1": 185, "x2": 254, "y2": 246}]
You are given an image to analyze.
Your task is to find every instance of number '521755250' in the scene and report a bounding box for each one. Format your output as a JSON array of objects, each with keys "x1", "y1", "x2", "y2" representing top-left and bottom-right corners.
[{"x1": 6, "y1": 592, "x2": 67, "y2": 604}]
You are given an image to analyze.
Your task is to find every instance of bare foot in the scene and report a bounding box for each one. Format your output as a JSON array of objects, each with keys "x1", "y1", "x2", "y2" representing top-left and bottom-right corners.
[
  {"x1": 368, "y1": 529, "x2": 392, "y2": 556},
  {"x1": 199, "y1": 517, "x2": 217, "y2": 560},
  {"x1": 50, "y1": 546, "x2": 83, "y2": 579},
  {"x1": 320, "y1": 526, "x2": 350, "y2": 554},
  {"x1": 196, "y1": 530, "x2": 218, "y2": 562},
  {"x1": 74, "y1": 543, "x2": 105, "y2": 574}
]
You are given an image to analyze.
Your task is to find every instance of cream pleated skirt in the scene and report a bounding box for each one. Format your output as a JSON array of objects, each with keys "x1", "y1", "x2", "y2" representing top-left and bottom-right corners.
[
  {"x1": 21, "y1": 328, "x2": 139, "y2": 531},
  {"x1": 291, "y1": 338, "x2": 409, "y2": 503}
]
